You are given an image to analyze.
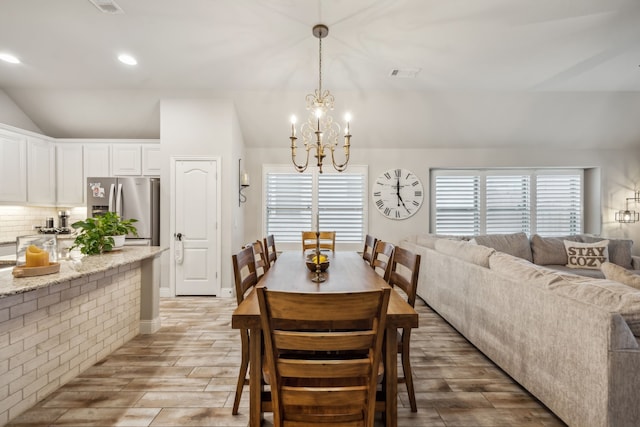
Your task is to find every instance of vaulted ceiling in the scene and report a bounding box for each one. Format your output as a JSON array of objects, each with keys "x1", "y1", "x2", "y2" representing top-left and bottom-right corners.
[{"x1": 1, "y1": 0, "x2": 640, "y2": 148}]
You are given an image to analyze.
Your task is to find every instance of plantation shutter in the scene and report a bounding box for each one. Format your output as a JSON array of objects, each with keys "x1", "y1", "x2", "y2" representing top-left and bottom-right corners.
[
  {"x1": 486, "y1": 175, "x2": 531, "y2": 234},
  {"x1": 536, "y1": 173, "x2": 582, "y2": 236},
  {"x1": 434, "y1": 174, "x2": 480, "y2": 235},
  {"x1": 265, "y1": 173, "x2": 312, "y2": 242},
  {"x1": 318, "y1": 173, "x2": 365, "y2": 243}
]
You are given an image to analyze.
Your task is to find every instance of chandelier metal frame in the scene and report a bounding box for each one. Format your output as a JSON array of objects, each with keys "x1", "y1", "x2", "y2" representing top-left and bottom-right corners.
[{"x1": 289, "y1": 24, "x2": 351, "y2": 174}]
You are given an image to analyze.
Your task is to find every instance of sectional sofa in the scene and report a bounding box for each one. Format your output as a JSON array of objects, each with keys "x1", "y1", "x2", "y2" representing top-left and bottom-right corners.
[{"x1": 399, "y1": 232, "x2": 640, "y2": 427}]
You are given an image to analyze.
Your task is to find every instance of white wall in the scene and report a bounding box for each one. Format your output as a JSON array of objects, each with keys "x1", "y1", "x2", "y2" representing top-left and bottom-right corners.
[
  {"x1": 245, "y1": 146, "x2": 640, "y2": 254},
  {"x1": 160, "y1": 98, "x2": 245, "y2": 296},
  {"x1": 0, "y1": 90, "x2": 42, "y2": 133}
]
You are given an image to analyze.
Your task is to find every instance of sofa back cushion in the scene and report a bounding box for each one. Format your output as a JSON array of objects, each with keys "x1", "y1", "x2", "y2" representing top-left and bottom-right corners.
[
  {"x1": 434, "y1": 238, "x2": 494, "y2": 268},
  {"x1": 471, "y1": 232, "x2": 533, "y2": 262},
  {"x1": 530, "y1": 234, "x2": 581, "y2": 266},
  {"x1": 581, "y1": 236, "x2": 634, "y2": 270},
  {"x1": 415, "y1": 234, "x2": 467, "y2": 249}
]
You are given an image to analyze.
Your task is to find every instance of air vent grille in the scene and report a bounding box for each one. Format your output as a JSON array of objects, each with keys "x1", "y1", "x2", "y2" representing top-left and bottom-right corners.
[
  {"x1": 88, "y1": 0, "x2": 124, "y2": 14},
  {"x1": 389, "y1": 68, "x2": 421, "y2": 78}
]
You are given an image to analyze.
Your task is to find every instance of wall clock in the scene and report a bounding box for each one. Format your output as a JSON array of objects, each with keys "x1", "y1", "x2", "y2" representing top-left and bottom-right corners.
[{"x1": 372, "y1": 168, "x2": 424, "y2": 220}]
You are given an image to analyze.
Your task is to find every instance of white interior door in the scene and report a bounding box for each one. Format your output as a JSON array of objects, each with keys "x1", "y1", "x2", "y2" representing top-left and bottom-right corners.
[{"x1": 174, "y1": 159, "x2": 219, "y2": 296}]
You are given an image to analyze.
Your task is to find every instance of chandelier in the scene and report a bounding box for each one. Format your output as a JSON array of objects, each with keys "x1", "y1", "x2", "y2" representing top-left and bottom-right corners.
[{"x1": 290, "y1": 24, "x2": 351, "y2": 174}]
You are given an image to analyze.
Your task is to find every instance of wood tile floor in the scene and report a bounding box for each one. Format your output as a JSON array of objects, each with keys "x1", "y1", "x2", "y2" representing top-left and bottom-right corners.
[{"x1": 8, "y1": 296, "x2": 566, "y2": 427}]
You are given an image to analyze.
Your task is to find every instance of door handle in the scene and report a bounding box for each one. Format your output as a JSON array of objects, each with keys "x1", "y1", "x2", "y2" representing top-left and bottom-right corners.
[{"x1": 174, "y1": 233, "x2": 184, "y2": 264}]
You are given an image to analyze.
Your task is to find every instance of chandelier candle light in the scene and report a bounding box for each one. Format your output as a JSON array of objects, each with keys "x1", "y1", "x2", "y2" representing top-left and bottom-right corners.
[{"x1": 289, "y1": 24, "x2": 352, "y2": 282}]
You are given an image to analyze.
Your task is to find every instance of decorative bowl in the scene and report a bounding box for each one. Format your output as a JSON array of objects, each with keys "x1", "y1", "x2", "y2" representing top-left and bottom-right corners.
[{"x1": 305, "y1": 254, "x2": 330, "y2": 272}]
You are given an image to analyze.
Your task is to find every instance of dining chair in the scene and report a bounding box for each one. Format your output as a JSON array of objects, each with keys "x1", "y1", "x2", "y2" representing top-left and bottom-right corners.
[
  {"x1": 257, "y1": 286, "x2": 391, "y2": 427},
  {"x1": 371, "y1": 240, "x2": 395, "y2": 281},
  {"x1": 362, "y1": 234, "x2": 377, "y2": 266},
  {"x1": 263, "y1": 234, "x2": 277, "y2": 267},
  {"x1": 245, "y1": 240, "x2": 270, "y2": 280},
  {"x1": 301, "y1": 230, "x2": 336, "y2": 253},
  {"x1": 231, "y1": 246, "x2": 259, "y2": 415},
  {"x1": 388, "y1": 246, "x2": 421, "y2": 412}
]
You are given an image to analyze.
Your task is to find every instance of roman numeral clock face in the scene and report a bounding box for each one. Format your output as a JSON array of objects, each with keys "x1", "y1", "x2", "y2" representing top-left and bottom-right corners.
[{"x1": 372, "y1": 168, "x2": 424, "y2": 220}]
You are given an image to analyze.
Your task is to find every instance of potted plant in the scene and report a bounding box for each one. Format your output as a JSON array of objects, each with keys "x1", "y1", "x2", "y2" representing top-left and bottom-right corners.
[{"x1": 70, "y1": 212, "x2": 138, "y2": 255}]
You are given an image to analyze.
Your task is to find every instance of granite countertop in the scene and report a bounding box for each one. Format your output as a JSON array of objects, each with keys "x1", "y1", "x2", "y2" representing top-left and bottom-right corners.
[{"x1": 0, "y1": 246, "x2": 166, "y2": 298}]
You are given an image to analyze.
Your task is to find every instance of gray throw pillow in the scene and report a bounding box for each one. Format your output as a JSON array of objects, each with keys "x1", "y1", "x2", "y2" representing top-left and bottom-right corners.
[
  {"x1": 530, "y1": 234, "x2": 581, "y2": 266},
  {"x1": 472, "y1": 232, "x2": 533, "y2": 262},
  {"x1": 581, "y1": 236, "x2": 633, "y2": 270}
]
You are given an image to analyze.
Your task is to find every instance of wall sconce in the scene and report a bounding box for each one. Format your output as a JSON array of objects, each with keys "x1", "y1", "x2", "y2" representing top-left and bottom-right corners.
[
  {"x1": 238, "y1": 158, "x2": 250, "y2": 206},
  {"x1": 615, "y1": 191, "x2": 640, "y2": 223}
]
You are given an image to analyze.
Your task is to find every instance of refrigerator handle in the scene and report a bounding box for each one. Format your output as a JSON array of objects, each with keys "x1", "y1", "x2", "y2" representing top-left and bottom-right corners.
[
  {"x1": 115, "y1": 183, "x2": 123, "y2": 216},
  {"x1": 108, "y1": 184, "x2": 116, "y2": 212}
]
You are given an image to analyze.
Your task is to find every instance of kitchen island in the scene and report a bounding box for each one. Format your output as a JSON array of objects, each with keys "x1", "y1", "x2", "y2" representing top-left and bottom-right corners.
[{"x1": 0, "y1": 246, "x2": 165, "y2": 425}]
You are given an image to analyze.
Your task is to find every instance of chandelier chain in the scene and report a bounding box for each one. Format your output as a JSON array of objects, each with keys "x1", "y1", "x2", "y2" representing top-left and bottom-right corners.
[{"x1": 318, "y1": 36, "x2": 322, "y2": 94}]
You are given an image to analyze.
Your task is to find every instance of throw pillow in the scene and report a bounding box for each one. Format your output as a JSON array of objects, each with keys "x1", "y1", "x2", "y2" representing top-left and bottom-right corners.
[
  {"x1": 472, "y1": 232, "x2": 533, "y2": 262},
  {"x1": 580, "y1": 236, "x2": 634, "y2": 270},
  {"x1": 564, "y1": 240, "x2": 609, "y2": 270},
  {"x1": 530, "y1": 234, "x2": 582, "y2": 266},
  {"x1": 601, "y1": 262, "x2": 640, "y2": 291}
]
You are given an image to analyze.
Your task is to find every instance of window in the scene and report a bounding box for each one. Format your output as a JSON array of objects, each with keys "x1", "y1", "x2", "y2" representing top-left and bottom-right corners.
[
  {"x1": 432, "y1": 169, "x2": 582, "y2": 236},
  {"x1": 264, "y1": 165, "x2": 367, "y2": 250}
]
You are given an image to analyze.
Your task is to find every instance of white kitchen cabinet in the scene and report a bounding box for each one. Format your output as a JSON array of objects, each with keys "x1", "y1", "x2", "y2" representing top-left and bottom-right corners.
[
  {"x1": 0, "y1": 129, "x2": 27, "y2": 203},
  {"x1": 27, "y1": 136, "x2": 56, "y2": 205},
  {"x1": 142, "y1": 144, "x2": 161, "y2": 176},
  {"x1": 84, "y1": 144, "x2": 111, "y2": 180},
  {"x1": 56, "y1": 143, "x2": 84, "y2": 205},
  {"x1": 112, "y1": 144, "x2": 142, "y2": 176}
]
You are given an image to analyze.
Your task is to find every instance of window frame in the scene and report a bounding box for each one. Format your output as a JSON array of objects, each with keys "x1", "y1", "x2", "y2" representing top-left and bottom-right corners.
[
  {"x1": 430, "y1": 168, "x2": 584, "y2": 236},
  {"x1": 262, "y1": 164, "x2": 368, "y2": 252}
]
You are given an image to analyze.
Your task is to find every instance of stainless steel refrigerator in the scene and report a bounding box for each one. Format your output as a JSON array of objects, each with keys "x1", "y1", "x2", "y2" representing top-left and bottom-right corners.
[{"x1": 86, "y1": 177, "x2": 160, "y2": 246}]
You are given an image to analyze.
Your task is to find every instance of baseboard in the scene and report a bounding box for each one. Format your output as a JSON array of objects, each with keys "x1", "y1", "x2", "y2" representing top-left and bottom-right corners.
[
  {"x1": 160, "y1": 287, "x2": 172, "y2": 298},
  {"x1": 139, "y1": 317, "x2": 161, "y2": 334}
]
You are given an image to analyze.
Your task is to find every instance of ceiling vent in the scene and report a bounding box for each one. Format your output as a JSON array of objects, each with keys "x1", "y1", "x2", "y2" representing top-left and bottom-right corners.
[
  {"x1": 88, "y1": 0, "x2": 124, "y2": 14},
  {"x1": 389, "y1": 68, "x2": 421, "y2": 78}
]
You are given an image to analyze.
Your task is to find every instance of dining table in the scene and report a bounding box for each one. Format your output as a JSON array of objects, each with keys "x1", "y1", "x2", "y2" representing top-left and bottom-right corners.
[{"x1": 231, "y1": 250, "x2": 419, "y2": 427}]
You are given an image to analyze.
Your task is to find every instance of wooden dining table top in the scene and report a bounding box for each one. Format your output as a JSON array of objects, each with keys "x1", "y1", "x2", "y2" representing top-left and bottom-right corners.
[{"x1": 232, "y1": 251, "x2": 418, "y2": 330}]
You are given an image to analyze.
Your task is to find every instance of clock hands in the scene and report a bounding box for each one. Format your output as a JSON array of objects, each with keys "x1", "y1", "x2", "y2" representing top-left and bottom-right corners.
[{"x1": 395, "y1": 178, "x2": 412, "y2": 214}]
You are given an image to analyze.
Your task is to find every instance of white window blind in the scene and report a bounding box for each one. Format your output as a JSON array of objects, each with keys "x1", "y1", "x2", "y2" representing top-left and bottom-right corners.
[
  {"x1": 264, "y1": 166, "x2": 367, "y2": 246},
  {"x1": 486, "y1": 175, "x2": 531, "y2": 234},
  {"x1": 432, "y1": 169, "x2": 582, "y2": 236},
  {"x1": 536, "y1": 174, "x2": 582, "y2": 236},
  {"x1": 318, "y1": 174, "x2": 365, "y2": 243},
  {"x1": 434, "y1": 175, "x2": 480, "y2": 236},
  {"x1": 265, "y1": 173, "x2": 312, "y2": 242}
]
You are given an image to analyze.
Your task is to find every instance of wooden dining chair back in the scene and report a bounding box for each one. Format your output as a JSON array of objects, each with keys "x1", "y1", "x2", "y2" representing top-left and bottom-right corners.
[
  {"x1": 257, "y1": 287, "x2": 391, "y2": 427},
  {"x1": 263, "y1": 234, "x2": 278, "y2": 267},
  {"x1": 371, "y1": 240, "x2": 395, "y2": 281},
  {"x1": 388, "y1": 246, "x2": 421, "y2": 412},
  {"x1": 245, "y1": 240, "x2": 270, "y2": 279},
  {"x1": 231, "y1": 246, "x2": 259, "y2": 415},
  {"x1": 362, "y1": 234, "x2": 377, "y2": 266},
  {"x1": 301, "y1": 231, "x2": 336, "y2": 253}
]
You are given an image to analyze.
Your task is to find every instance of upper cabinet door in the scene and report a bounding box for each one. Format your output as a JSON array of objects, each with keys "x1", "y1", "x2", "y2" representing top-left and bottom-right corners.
[
  {"x1": 84, "y1": 144, "x2": 111, "y2": 180},
  {"x1": 56, "y1": 143, "x2": 84, "y2": 205},
  {"x1": 142, "y1": 144, "x2": 161, "y2": 176},
  {"x1": 27, "y1": 136, "x2": 56, "y2": 205},
  {"x1": 112, "y1": 144, "x2": 142, "y2": 176},
  {"x1": 0, "y1": 129, "x2": 27, "y2": 203}
]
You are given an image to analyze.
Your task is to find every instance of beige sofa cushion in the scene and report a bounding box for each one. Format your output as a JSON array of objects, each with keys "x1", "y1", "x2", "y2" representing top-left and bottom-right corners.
[
  {"x1": 530, "y1": 234, "x2": 581, "y2": 266},
  {"x1": 472, "y1": 232, "x2": 533, "y2": 262},
  {"x1": 434, "y1": 238, "x2": 494, "y2": 268},
  {"x1": 602, "y1": 262, "x2": 640, "y2": 291},
  {"x1": 548, "y1": 274, "x2": 640, "y2": 336}
]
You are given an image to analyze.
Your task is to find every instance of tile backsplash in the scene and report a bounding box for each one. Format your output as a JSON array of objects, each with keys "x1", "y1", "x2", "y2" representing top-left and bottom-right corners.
[{"x1": 0, "y1": 206, "x2": 87, "y2": 243}]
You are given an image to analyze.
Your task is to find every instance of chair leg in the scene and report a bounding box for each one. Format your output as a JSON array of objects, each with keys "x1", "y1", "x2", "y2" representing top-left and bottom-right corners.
[
  {"x1": 401, "y1": 330, "x2": 417, "y2": 412},
  {"x1": 232, "y1": 331, "x2": 250, "y2": 415}
]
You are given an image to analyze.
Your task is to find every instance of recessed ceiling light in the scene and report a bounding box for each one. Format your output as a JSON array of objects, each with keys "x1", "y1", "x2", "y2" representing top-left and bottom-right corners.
[
  {"x1": 118, "y1": 54, "x2": 137, "y2": 66},
  {"x1": 0, "y1": 53, "x2": 20, "y2": 64}
]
